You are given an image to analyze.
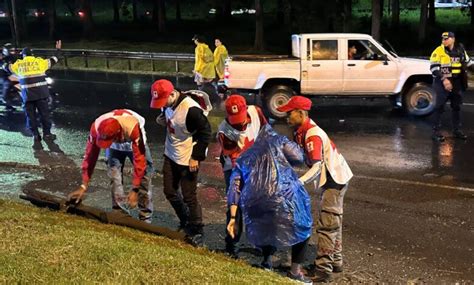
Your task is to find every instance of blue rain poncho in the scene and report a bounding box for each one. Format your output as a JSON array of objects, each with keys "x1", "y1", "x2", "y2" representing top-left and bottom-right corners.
[{"x1": 227, "y1": 125, "x2": 313, "y2": 248}]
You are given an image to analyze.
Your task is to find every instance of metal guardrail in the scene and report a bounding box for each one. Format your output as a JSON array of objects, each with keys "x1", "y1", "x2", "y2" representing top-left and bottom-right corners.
[
  {"x1": 26, "y1": 48, "x2": 473, "y2": 74},
  {"x1": 30, "y1": 48, "x2": 195, "y2": 73}
]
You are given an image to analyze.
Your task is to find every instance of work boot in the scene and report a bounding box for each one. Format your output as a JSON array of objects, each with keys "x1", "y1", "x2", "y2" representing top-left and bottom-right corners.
[
  {"x1": 33, "y1": 135, "x2": 42, "y2": 143},
  {"x1": 311, "y1": 270, "x2": 333, "y2": 283},
  {"x1": 260, "y1": 256, "x2": 273, "y2": 271},
  {"x1": 287, "y1": 271, "x2": 313, "y2": 284},
  {"x1": 332, "y1": 264, "x2": 343, "y2": 273},
  {"x1": 185, "y1": 233, "x2": 204, "y2": 247},
  {"x1": 453, "y1": 130, "x2": 467, "y2": 140},
  {"x1": 43, "y1": 133, "x2": 57, "y2": 141},
  {"x1": 225, "y1": 242, "x2": 239, "y2": 259},
  {"x1": 176, "y1": 221, "x2": 188, "y2": 233},
  {"x1": 432, "y1": 132, "x2": 445, "y2": 142}
]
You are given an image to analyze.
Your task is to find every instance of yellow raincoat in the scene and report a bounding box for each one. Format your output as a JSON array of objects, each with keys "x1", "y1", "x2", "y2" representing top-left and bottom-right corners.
[
  {"x1": 194, "y1": 43, "x2": 215, "y2": 80},
  {"x1": 214, "y1": 45, "x2": 228, "y2": 80}
]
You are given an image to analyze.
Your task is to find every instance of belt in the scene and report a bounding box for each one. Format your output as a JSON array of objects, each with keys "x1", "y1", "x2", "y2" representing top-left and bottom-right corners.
[{"x1": 20, "y1": 81, "x2": 48, "y2": 89}]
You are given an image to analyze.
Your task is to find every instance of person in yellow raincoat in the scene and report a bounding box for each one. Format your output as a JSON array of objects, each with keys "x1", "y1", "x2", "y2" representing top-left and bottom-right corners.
[
  {"x1": 214, "y1": 38, "x2": 228, "y2": 81},
  {"x1": 192, "y1": 35, "x2": 215, "y2": 89}
]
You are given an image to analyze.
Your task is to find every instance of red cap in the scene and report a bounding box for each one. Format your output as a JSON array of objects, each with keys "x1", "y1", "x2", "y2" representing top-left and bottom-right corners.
[
  {"x1": 225, "y1": 94, "x2": 247, "y2": 125},
  {"x1": 150, "y1": 79, "x2": 175, "y2": 109},
  {"x1": 276, "y1": 96, "x2": 312, "y2": 113},
  {"x1": 96, "y1": 118, "x2": 121, "y2": 148}
]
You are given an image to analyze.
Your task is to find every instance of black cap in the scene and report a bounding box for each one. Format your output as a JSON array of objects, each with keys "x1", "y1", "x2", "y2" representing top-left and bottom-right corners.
[
  {"x1": 21, "y1": 47, "x2": 32, "y2": 57},
  {"x1": 441, "y1": 32, "x2": 455, "y2": 39}
]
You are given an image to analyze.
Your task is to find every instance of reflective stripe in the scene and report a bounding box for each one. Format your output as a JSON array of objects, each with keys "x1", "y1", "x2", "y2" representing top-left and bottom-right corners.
[{"x1": 20, "y1": 81, "x2": 48, "y2": 89}]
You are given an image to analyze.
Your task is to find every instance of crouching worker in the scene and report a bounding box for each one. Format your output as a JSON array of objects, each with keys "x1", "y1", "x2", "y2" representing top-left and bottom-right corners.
[
  {"x1": 67, "y1": 109, "x2": 154, "y2": 223},
  {"x1": 226, "y1": 124, "x2": 313, "y2": 284}
]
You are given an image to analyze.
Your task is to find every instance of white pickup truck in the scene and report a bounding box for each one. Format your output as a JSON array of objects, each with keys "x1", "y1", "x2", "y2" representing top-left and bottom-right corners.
[{"x1": 224, "y1": 33, "x2": 435, "y2": 118}]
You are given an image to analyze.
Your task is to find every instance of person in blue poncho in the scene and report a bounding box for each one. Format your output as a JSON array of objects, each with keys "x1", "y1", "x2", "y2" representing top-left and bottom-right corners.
[{"x1": 226, "y1": 124, "x2": 313, "y2": 284}]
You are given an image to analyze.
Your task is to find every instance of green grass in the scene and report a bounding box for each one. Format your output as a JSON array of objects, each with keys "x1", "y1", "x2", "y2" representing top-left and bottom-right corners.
[{"x1": 0, "y1": 199, "x2": 293, "y2": 284}]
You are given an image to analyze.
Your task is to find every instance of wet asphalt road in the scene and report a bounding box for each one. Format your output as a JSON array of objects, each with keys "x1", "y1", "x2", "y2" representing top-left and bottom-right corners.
[{"x1": 0, "y1": 70, "x2": 473, "y2": 283}]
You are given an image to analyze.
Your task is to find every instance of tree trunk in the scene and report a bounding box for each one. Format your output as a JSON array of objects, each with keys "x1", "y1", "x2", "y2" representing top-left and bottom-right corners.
[
  {"x1": 153, "y1": 0, "x2": 158, "y2": 23},
  {"x1": 380, "y1": 0, "x2": 384, "y2": 19},
  {"x1": 428, "y1": 0, "x2": 435, "y2": 25},
  {"x1": 371, "y1": 0, "x2": 381, "y2": 40},
  {"x1": 81, "y1": 0, "x2": 94, "y2": 38},
  {"x1": 391, "y1": 0, "x2": 399, "y2": 28},
  {"x1": 223, "y1": 0, "x2": 231, "y2": 18},
  {"x1": 254, "y1": 0, "x2": 264, "y2": 51},
  {"x1": 419, "y1": 0, "x2": 428, "y2": 44},
  {"x1": 176, "y1": 0, "x2": 181, "y2": 21},
  {"x1": 132, "y1": 0, "x2": 138, "y2": 22},
  {"x1": 113, "y1": 0, "x2": 119, "y2": 22},
  {"x1": 470, "y1": 1, "x2": 474, "y2": 25},
  {"x1": 8, "y1": 0, "x2": 20, "y2": 46},
  {"x1": 344, "y1": 0, "x2": 352, "y2": 19},
  {"x1": 48, "y1": 0, "x2": 57, "y2": 39},
  {"x1": 153, "y1": 0, "x2": 166, "y2": 33},
  {"x1": 17, "y1": 0, "x2": 28, "y2": 40}
]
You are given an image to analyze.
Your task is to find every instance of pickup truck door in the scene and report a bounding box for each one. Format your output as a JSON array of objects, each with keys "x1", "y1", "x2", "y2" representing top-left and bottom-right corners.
[
  {"x1": 343, "y1": 39, "x2": 399, "y2": 93},
  {"x1": 301, "y1": 39, "x2": 343, "y2": 94}
]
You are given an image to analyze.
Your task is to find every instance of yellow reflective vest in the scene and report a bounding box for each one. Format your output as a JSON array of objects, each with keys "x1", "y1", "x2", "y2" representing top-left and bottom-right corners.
[
  {"x1": 214, "y1": 45, "x2": 228, "y2": 80},
  {"x1": 430, "y1": 44, "x2": 470, "y2": 79},
  {"x1": 194, "y1": 43, "x2": 216, "y2": 80},
  {"x1": 7, "y1": 55, "x2": 58, "y2": 101}
]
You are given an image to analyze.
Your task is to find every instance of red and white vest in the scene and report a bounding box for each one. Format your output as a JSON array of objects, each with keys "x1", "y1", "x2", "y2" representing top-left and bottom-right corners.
[
  {"x1": 306, "y1": 122, "x2": 353, "y2": 186},
  {"x1": 164, "y1": 96, "x2": 203, "y2": 166},
  {"x1": 94, "y1": 109, "x2": 147, "y2": 151},
  {"x1": 217, "y1": 106, "x2": 262, "y2": 171}
]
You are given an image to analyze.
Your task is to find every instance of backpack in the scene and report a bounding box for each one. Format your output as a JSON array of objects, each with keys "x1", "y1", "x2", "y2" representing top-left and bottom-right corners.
[{"x1": 183, "y1": 90, "x2": 213, "y2": 116}]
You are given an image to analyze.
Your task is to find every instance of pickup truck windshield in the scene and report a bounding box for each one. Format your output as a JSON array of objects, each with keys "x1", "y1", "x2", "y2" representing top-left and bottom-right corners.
[{"x1": 348, "y1": 39, "x2": 388, "y2": 60}]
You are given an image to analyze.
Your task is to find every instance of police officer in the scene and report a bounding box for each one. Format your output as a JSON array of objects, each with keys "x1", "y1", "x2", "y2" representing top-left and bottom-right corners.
[
  {"x1": 430, "y1": 32, "x2": 473, "y2": 142},
  {"x1": 0, "y1": 43, "x2": 19, "y2": 112},
  {"x1": 3, "y1": 41, "x2": 61, "y2": 144}
]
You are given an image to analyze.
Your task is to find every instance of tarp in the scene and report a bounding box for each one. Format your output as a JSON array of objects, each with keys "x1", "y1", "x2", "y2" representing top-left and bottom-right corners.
[{"x1": 228, "y1": 125, "x2": 313, "y2": 248}]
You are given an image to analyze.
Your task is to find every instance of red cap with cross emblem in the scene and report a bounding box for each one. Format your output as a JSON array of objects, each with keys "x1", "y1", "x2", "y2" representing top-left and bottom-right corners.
[
  {"x1": 276, "y1": 96, "x2": 312, "y2": 113},
  {"x1": 150, "y1": 79, "x2": 175, "y2": 109},
  {"x1": 96, "y1": 118, "x2": 121, "y2": 148},
  {"x1": 225, "y1": 94, "x2": 247, "y2": 125}
]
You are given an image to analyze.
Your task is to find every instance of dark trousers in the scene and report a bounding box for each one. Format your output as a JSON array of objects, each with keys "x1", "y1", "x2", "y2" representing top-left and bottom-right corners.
[
  {"x1": 1, "y1": 78, "x2": 14, "y2": 107},
  {"x1": 163, "y1": 155, "x2": 203, "y2": 235},
  {"x1": 224, "y1": 169, "x2": 243, "y2": 249},
  {"x1": 24, "y1": 98, "x2": 52, "y2": 136},
  {"x1": 260, "y1": 237, "x2": 309, "y2": 264},
  {"x1": 432, "y1": 79, "x2": 463, "y2": 132}
]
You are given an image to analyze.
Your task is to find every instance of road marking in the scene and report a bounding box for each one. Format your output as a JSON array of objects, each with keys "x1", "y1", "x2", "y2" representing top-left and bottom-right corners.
[
  {"x1": 463, "y1": 103, "x2": 474, "y2": 107},
  {"x1": 356, "y1": 175, "x2": 474, "y2": 193}
]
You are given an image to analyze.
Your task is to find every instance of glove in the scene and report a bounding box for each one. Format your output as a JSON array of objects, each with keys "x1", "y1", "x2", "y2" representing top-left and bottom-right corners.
[
  {"x1": 67, "y1": 185, "x2": 87, "y2": 205},
  {"x1": 127, "y1": 189, "x2": 139, "y2": 208}
]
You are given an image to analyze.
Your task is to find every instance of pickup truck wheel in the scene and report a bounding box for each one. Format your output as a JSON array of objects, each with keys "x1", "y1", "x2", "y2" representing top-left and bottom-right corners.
[
  {"x1": 403, "y1": 83, "x2": 436, "y2": 116},
  {"x1": 264, "y1": 85, "x2": 294, "y2": 119}
]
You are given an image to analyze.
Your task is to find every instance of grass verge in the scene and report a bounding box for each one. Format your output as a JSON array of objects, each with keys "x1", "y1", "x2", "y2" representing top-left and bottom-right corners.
[{"x1": 0, "y1": 199, "x2": 293, "y2": 284}]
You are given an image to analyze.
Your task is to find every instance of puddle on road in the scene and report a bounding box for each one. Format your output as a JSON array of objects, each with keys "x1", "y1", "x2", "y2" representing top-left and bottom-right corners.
[{"x1": 0, "y1": 171, "x2": 44, "y2": 198}]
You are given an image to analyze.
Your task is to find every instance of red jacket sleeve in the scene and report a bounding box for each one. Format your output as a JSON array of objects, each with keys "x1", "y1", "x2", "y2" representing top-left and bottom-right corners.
[
  {"x1": 130, "y1": 124, "x2": 147, "y2": 188},
  {"x1": 305, "y1": 135, "x2": 323, "y2": 165},
  {"x1": 81, "y1": 123, "x2": 101, "y2": 184}
]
